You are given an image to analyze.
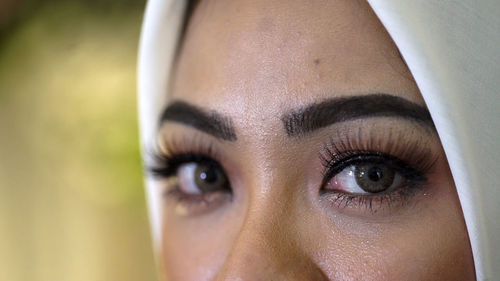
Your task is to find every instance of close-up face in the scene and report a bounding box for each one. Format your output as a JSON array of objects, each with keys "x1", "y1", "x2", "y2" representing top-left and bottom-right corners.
[{"x1": 150, "y1": 0, "x2": 475, "y2": 280}]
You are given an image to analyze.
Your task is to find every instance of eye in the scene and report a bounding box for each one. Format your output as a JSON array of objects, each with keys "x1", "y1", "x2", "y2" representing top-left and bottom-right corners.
[
  {"x1": 147, "y1": 149, "x2": 233, "y2": 215},
  {"x1": 324, "y1": 162, "x2": 405, "y2": 194},
  {"x1": 320, "y1": 153, "x2": 429, "y2": 213},
  {"x1": 160, "y1": 159, "x2": 232, "y2": 216},
  {"x1": 177, "y1": 161, "x2": 230, "y2": 195}
]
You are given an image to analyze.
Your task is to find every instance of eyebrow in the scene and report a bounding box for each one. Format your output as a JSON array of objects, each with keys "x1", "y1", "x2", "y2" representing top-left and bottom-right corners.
[
  {"x1": 160, "y1": 101, "x2": 237, "y2": 141},
  {"x1": 281, "y1": 94, "x2": 435, "y2": 137}
]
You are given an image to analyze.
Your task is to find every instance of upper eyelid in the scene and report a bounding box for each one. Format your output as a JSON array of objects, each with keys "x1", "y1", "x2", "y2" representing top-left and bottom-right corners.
[
  {"x1": 318, "y1": 127, "x2": 438, "y2": 184},
  {"x1": 146, "y1": 133, "x2": 228, "y2": 180},
  {"x1": 321, "y1": 153, "x2": 427, "y2": 181},
  {"x1": 147, "y1": 151, "x2": 219, "y2": 179},
  {"x1": 320, "y1": 147, "x2": 436, "y2": 175},
  {"x1": 151, "y1": 133, "x2": 220, "y2": 161},
  {"x1": 152, "y1": 125, "x2": 437, "y2": 183}
]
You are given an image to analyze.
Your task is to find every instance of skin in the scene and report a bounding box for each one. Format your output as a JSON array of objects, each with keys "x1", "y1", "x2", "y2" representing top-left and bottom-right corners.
[{"x1": 156, "y1": 0, "x2": 475, "y2": 280}]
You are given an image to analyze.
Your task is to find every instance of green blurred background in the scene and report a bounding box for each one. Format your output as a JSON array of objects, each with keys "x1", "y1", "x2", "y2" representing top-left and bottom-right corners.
[{"x1": 0, "y1": 0, "x2": 158, "y2": 280}]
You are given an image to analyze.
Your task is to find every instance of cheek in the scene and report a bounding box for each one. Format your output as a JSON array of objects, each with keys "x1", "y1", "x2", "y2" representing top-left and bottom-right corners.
[
  {"x1": 378, "y1": 201, "x2": 473, "y2": 281},
  {"x1": 160, "y1": 204, "x2": 243, "y2": 281},
  {"x1": 158, "y1": 159, "x2": 473, "y2": 280},
  {"x1": 161, "y1": 231, "x2": 223, "y2": 281},
  {"x1": 309, "y1": 181, "x2": 474, "y2": 280}
]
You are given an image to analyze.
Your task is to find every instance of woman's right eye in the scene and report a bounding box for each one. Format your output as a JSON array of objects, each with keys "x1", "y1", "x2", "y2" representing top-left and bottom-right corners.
[{"x1": 176, "y1": 162, "x2": 231, "y2": 195}]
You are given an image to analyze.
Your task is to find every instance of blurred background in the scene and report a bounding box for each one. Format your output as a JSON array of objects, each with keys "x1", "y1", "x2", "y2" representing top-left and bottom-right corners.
[{"x1": 0, "y1": 0, "x2": 158, "y2": 280}]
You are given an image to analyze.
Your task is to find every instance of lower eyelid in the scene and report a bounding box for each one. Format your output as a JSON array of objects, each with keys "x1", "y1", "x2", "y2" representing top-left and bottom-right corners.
[
  {"x1": 320, "y1": 170, "x2": 430, "y2": 216},
  {"x1": 164, "y1": 187, "x2": 232, "y2": 217},
  {"x1": 321, "y1": 188, "x2": 419, "y2": 216}
]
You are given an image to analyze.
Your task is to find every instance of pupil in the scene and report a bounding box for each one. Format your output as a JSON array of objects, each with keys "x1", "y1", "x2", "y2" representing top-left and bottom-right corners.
[
  {"x1": 194, "y1": 163, "x2": 228, "y2": 193},
  {"x1": 368, "y1": 166, "x2": 383, "y2": 182},
  {"x1": 199, "y1": 166, "x2": 218, "y2": 184}
]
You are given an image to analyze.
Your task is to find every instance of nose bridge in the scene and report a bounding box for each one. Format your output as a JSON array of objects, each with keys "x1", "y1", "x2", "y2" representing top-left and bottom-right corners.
[{"x1": 214, "y1": 196, "x2": 327, "y2": 281}]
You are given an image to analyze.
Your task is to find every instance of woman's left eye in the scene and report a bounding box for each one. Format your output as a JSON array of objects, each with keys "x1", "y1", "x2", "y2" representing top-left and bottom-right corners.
[
  {"x1": 323, "y1": 162, "x2": 405, "y2": 194},
  {"x1": 320, "y1": 153, "x2": 428, "y2": 213}
]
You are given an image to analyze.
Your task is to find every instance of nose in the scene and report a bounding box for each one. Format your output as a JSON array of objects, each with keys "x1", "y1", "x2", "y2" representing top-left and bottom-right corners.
[{"x1": 213, "y1": 207, "x2": 328, "y2": 281}]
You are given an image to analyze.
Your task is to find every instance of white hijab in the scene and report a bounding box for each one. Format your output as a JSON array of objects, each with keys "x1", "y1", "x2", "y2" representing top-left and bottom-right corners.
[{"x1": 137, "y1": 1, "x2": 500, "y2": 279}]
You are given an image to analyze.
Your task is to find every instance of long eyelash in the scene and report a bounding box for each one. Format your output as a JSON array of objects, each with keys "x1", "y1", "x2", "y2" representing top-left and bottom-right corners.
[
  {"x1": 319, "y1": 128, "x2": 438, "y2": 180},
  {"x1": 144, "y1": 135, "x2": 219, "y2": 179},
  {"x1": 318, "y1": 128, "x2": 438, "y2": 211}
]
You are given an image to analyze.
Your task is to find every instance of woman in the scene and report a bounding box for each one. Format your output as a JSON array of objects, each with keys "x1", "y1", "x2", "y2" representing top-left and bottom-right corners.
[{"x1": 138, "y1": 0, "x2": 499, "y2": 280}]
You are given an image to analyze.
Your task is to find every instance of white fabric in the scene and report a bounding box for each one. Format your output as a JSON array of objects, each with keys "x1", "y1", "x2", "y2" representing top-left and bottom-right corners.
[
  {"x1": 138, "y1": 0, "x2": 187, "y2": 247},
  {"x1": 138, "y1": 0, "x2": 500, "y2": 279},
  {"x1": 367, "y1": 2, "x2": 500, "y2": 279}
]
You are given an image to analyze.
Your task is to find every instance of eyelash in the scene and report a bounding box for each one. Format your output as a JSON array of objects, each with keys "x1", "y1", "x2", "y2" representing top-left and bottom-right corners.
[
  {"x1": 145, "y1": 136, "x2": 230, "y2": 206},
  {"x1": 147, "y1": 129, "x2": 438, "y2": 214},
  {"x1": 149, "y1": 151, "x2": 216, "y2": 179},
  {"x1": 318, "y1": 131, "x2": 437, "y2": 212},
  {"x1": 146, "y1": 134, "x2": 217, "y2": 175}
]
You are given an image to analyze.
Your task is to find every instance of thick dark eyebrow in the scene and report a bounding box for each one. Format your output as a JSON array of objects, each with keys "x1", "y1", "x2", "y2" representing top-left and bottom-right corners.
[
  {"x1": 160, "y1": 101, "x2": 237, "y2": 141},
  {"x1": 282, "y1": 94, "x2": 435, "y2": 137}
]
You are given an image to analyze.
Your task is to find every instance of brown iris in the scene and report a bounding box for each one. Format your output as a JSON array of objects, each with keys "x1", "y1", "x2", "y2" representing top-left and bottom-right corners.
[
  {"x1": 354, "y1": 163, "x2": 395, "y2": 193},
  {"x1": 194, "y1": 163, "x2": 229, "y2": 193}
]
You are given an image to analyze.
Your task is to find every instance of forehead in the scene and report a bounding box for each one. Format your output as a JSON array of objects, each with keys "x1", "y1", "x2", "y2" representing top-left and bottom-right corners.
[{"x1": 171, "y1": 0, "x2": 423, "y2": 123}]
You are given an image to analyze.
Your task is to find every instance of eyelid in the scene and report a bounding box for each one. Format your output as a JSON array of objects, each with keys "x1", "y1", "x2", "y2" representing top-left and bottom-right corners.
[
  {"x1": 321, "y1": 153, "x2": 428, "y2": 189},
  {"x1": 319, "y1": 126, "x2": 438, "y2": 182},
  {"x1": 316, "y1": 126, "x2": 439, "y2": 214},
  {"x1": 147, "y1": 152, "x2": 218, "y2": 179},
  {"x1": 145, "y1": 133, "x2": 221, "y2": 179},
  {"x1": 147, "y1": 136, "x2": 234, "y2": 216}
]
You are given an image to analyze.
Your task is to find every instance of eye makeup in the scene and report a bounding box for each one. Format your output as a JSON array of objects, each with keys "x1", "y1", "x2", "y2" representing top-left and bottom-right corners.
[
  {"x1": 149, "y1": 120, "x2": 440, "y2": 218},
  {"x1": 148, "y1": 140, "x2": 218, "y2": 179},
  {"x1": 317, "y1": 124, "x2": 439, "y2": 215},
  {"x1": 146, "y1": 134, "x2": 233, "y2": 216}
]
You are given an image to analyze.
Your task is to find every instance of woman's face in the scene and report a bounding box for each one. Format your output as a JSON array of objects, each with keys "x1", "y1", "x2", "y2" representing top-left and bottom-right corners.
[{"x1": 152, "y1": 0, "x2": 475, "y2": 280}]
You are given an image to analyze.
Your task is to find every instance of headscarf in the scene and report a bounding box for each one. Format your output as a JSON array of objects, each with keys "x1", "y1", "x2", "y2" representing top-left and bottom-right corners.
[{"x1": 137, "y1": 1, "x2": 500, "y2": 279}]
